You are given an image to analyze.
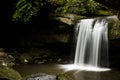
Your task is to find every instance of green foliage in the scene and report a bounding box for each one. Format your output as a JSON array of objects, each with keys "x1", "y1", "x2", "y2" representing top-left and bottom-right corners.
[
  {"x1": 85, "y1": 0, "x2": 99, "y2": 13},
  {"x1": 13, "y1": 0, "x2": 45, "y2": 23},
  {"x1": 13, "y1": 0, "x2": 109, "y2": 23},
  {"x1": 55, "y1": 0, "x2": 100, "y2": 15},
  {"x1": 57, "y1": 72, "x2": 74, "y2": 80},
  {"x1": 47, "y1": 0, "x2": 66, "y2": 7},
  {"x1": 97, "y1": 10, "x2": 113, "y2": 16}
]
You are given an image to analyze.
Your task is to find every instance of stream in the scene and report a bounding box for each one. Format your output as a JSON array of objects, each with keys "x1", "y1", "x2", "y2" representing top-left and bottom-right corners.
[{"x1": 13, "y1": 64, "x2": 120, "y2": 80}]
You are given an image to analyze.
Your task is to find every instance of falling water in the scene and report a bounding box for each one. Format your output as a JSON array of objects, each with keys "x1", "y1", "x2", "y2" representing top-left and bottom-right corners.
[
  {"x1": 74, "y1": 17, "x2": 112, "y2": 67},
  {"x1": 59, "y1": 16, "x2": 118, "y2": 71}
]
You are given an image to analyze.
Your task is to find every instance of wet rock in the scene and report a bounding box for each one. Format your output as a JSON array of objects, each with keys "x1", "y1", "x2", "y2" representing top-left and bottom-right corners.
[
  {"x1": 23, "y1": 73, "x2": 57, "y2": 80},
  {"x1": 34, "y1": 60, "x2": 45, "y2": 64},
  {"x1": 0, "y1": 53, "x2": 6, "y2": 57},
  {"x1": 19, "y1": 54, "x2": 32, "y2": 64},
  {"x1": 0, "y1": 51, "x2": 15, "y2": 67},
  {"x1": 57, "y1": 58, "x2": 62, "y2": 63}
]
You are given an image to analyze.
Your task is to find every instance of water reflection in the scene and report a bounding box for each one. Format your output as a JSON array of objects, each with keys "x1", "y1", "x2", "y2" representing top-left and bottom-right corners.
[
  {"x1": 13, "y1": 64, "x2": 62, "y2": 77},
  {"x1": 70, "y1": 69, "x2": 120, "y2": 80},
  {"x1": 13, "y1": 64, "x2": 120, "y2": 80}
]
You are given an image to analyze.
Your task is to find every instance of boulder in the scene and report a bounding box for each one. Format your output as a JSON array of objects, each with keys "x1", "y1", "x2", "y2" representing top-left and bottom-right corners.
[
  {"x1": 23, "y1": 73, "x2": 56, "y2": 80},
  {"x1": 0, "y1": 67, "x2": 22, "y2": 80}
]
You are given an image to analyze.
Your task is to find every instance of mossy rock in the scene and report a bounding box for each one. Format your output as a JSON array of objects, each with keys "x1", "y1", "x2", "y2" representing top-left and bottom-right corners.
[
  {"x1": 108, "y1": 16, "x2": 120, "y2": 39},
  {"x1": 0, "y1": 67, "x2": 22, "y2": 80},
  {"x1": 57, "y1": 72, "x2": 74, "y2": 80},
  {"x1": 96, "y1": 10, "x2": 113, "y2": 16}
]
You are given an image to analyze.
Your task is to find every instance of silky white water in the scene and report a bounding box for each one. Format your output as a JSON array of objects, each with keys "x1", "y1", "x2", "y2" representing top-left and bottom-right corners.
[
  {"x1": 59, "y1": 16, "x2": 119, "y2": 71},
  {"x1": 74, "y1": 18, "x2": 109, "y2": 67}
]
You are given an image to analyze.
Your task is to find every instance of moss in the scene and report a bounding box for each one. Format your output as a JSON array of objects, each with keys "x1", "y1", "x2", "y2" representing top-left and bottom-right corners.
[
  {"x1": 96, "y1": 10, "x2": 113, "y2": 16},
  {"x1": 57, "y1": 72, "x2": 74, "y2": 80},
  {"x1": 0, "y1": 66, "x2": 22, "y2": 80},
  {"x1": 108, "y1": 17, "x2": 120, "y2": 39},
  {"x1": 97, "y1": 10, "x2": 113, "y2": 15}
]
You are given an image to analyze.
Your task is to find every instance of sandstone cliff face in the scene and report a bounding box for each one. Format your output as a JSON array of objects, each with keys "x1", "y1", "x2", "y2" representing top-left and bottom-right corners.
[{"x1": 18, "y1": 14, "x2": 120, "y2": 47}]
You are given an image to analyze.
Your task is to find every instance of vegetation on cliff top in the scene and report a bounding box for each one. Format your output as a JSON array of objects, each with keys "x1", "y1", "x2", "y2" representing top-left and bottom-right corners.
[{"x1": 13, "y1": 0, "x2": 112, "y2": 23}]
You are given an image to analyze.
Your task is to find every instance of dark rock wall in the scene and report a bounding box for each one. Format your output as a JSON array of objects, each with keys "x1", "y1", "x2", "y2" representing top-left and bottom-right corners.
[{"x1": 94, "y1": 0, "x2": 120, "y2": 11}]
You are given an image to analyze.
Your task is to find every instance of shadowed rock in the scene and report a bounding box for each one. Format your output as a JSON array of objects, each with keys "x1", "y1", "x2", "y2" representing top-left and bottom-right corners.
[{"x1": 94, "y1": 0, "x2": 120, "y2": 11}]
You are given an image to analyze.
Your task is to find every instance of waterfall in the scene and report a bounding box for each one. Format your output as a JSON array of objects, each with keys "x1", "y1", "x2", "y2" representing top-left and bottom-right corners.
[
  {"x1": 74, "y1": 18, "x2": 109, "y2": 67},
  {"x1": 59, "y1": 16, "x2": 118, "y2": 71}
]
